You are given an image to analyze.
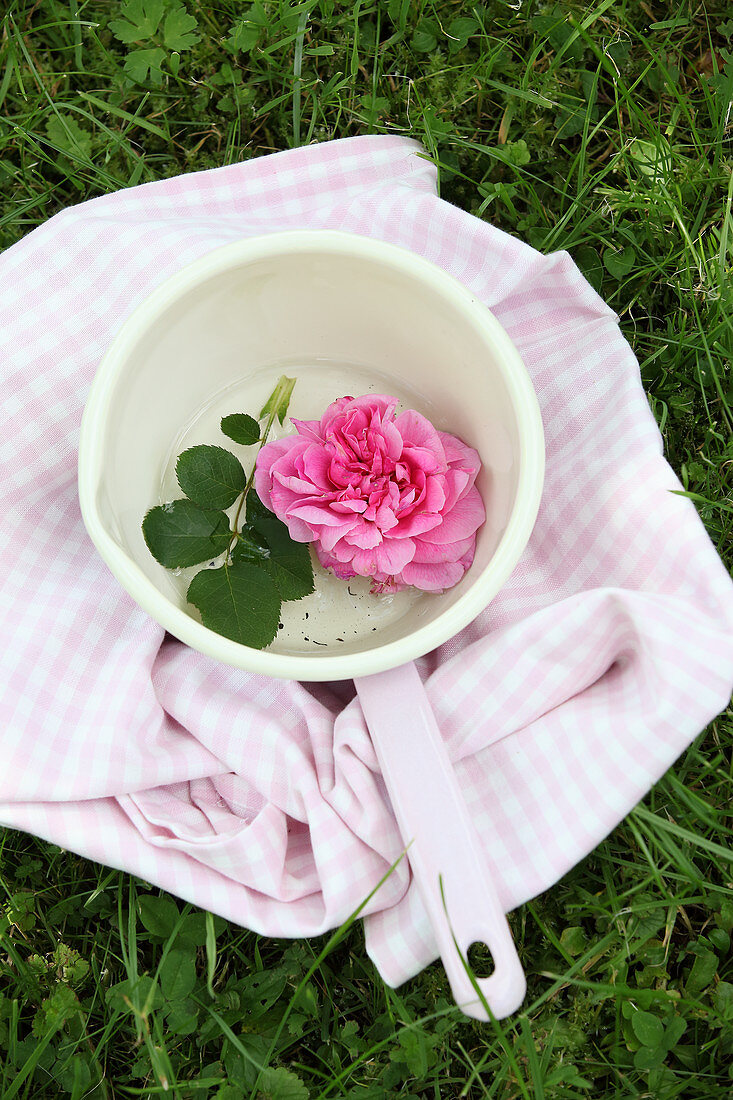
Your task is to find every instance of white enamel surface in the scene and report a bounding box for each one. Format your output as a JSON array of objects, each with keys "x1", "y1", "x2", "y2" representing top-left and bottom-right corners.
[{"x1": 78, "y1": 232, "x2": 545, "y2": 681}]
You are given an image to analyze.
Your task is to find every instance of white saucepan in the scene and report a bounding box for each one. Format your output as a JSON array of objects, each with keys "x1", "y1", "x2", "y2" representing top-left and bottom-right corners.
[{"x1": 78, "y1": 232, "x2": 545, "y2": 1020}]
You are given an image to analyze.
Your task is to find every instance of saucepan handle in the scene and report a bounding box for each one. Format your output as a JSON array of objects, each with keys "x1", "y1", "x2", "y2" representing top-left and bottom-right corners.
[{"x1": 354, "y1": 661, "x2": 526, "y2": 1021}]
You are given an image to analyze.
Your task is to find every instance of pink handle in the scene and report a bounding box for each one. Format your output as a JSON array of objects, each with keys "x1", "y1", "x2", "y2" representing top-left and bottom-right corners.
[{"x1": 355, "y1": 661, "x2": 526, "y2": 1021}]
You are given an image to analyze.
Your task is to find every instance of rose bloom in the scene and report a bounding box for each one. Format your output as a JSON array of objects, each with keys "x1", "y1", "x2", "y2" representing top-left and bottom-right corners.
[{"x1": 254, "y1": 395, "x2": 485, "y2": 593}]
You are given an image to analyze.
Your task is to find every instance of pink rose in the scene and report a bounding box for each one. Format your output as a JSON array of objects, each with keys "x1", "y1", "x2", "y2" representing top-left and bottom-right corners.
[{"x1": 254, "y1": 395, "x2": 485, "y2": 593}]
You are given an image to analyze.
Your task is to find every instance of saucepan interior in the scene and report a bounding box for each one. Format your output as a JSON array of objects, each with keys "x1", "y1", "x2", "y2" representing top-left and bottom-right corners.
[{"x1": 78, "y1": 232, "x2": 544, "y2": 681}]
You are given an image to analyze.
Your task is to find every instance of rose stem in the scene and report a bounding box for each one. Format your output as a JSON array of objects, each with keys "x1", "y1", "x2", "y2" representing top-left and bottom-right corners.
[{"x1": 227, "y1": 376, "x2": 294, "y2": 555}]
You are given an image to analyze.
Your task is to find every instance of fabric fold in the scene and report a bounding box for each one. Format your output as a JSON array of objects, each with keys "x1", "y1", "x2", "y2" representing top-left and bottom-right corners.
[{"x1": 1, "y1": 135, "x2": 731, "y2": 986}]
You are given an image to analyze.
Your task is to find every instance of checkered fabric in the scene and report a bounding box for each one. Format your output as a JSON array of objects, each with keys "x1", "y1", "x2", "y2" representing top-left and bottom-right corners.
[{"x1": 1, "y1": 136, "x2": 731, "y2": 986}]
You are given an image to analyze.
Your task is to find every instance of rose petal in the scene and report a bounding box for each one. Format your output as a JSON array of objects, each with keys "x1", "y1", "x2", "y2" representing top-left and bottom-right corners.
[
  {"x1": 398, "y1": 559, "x2": 467, "y2": 591},
  {"x1": 282, "y1": 515, "x2": 317, "y2": 543},
  {"x1": 410, "y1": 533, "x2": 475, "y2": 564},
  {"x1": 419, "y1": 486, "x2": 485, "y2": 545},
  {"x1": 290, "y1": 417, "x2": 323, "y2": 442},
  {"x1": 438, "y1": 430, "x2": 480, "y2": 473},
  {"x1": 287, "y1": 501, "x2": 355, "y2": 526},
  {"x1": 318, "y1": 522, "x2": 359, "y2": 553},
  {"x1": 255, "y1": 395, "x2": 485, "y2": 594},
  {"x1": 348, "y1": 548, "x2": 380, "y2": 576},
  {"x1": 390, "y1": 510, "x2": 443, "y2": 538},
  {"x1": 441, "y1": 467, "x2": 471, "y2": 512},
  {"x1": 254, "y1": 437, "x2": 304, "y2": 509},
  {"x1": 374, "y1": 536, "x2": 415, "y2": 575},
  {"x1": 300, "y1": 444, "x2": 334, "y2": 490},
  {"x1": 331, "y1": 497, "x2": 368, "y2": 514},
  {"x1": 316, "y1": 545, "x2": 357, "y2": 579},
  {"x1": 395, "y1": 409, "x2": 447, "y2": 466},
  {"x1": 344, "y1": 521, "x2": 383, "y2": 550}
]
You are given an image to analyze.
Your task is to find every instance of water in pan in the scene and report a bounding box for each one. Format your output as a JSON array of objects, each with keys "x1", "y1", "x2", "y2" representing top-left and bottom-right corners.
[{"x1": 158, "y1": 358, "x2": 441, "y2": 656}]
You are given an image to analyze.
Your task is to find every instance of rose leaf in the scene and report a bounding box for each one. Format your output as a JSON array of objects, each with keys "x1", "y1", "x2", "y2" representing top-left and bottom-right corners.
[
  {"x1": 220, "y1": 413, "x2": 261, "y2": 446},
  {"x1": 187, "y1": 562, "x2": 281, "y2": 649},
  {"x1": 142, "y1": 500, "x2": 231, "y2": 568},
  {"x1": 176, "y1": 445, "x2": 246, "y2": 509},
  {"x1": 249, "y1": 516, "x2": 315, "y2": 601}
]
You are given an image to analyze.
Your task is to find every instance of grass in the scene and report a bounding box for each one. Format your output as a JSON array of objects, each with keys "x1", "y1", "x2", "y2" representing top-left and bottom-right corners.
[{"x1": 1, "y1": 0, "x2": 732, "y2": 1096}]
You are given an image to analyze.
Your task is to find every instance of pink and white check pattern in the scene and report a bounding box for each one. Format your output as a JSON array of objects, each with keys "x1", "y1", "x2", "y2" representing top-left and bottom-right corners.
[{"x1": 1, "y1": 136, "x2": 731, "y2": 986}]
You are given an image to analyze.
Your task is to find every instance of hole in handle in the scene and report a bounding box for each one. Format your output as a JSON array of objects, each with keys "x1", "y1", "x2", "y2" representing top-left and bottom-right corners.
[{"x1": 466, "y1": 941, "x2": 495, "y2": 980}]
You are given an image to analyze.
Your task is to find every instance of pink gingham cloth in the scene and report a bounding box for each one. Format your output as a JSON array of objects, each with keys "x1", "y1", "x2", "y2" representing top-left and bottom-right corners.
[{"x1": 1, "y1": 135, "x2": 732, "y2": 985}]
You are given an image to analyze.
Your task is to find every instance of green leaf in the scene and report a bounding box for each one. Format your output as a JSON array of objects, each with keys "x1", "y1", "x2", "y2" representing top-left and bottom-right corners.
[
  {"x1": 633, "y1": 1044, "x2": 666, "y2": 1071},
  {"x1": 31, "y1": 986, "x2": 80, "y2": 1037},
  {"x1": 235, "y1": 493, "x2": 315, "y2": 600},
  {"x1": 715, "y1": 980, "x2": 733, "y2": 1021},
  {"x1": 559, "y1": 926, "x2": 586, "y2": 957},
  {"x1": 216, "y1": 1087, "x2": 242, "y2": 1100},
  {"x1": 717, "y1": 898, "x2": 733, "y2": 933},
  {"x1": 631, "y1": 1010, "x2": 664, "y2": 1048},
  {"x1": 239, "y1": 968, "x2": 289, "y2": 1016},
  {"x1": 231, "y1": 526, "x2": 270, "y2": 564},
  {"x1": 163, "y1": 2, "x2": 201, "y2": 52},
  {"x1": 160, "y1": 949, "x2": 196, "y2": 1003},
  {"x1": 109, "y1": 0, "x2": 165, "y2": 43},
  {"x1": 4, "y1": 891, "x2": 36, "y2": 932},
  {"x1": 686, "y1": 946, "x2": 718, "y2": 994},
  {"x1": 177, "y1": 911, "x2": 226, "y2": 948},
  {"x1": 708, "y1": 927, "x2": 730, "y2": 953},
  {"x1": 143, "y1": 500, "x2": 231, "y2": 568},
  {"x1": 259, "y1": 374, "x2": 296, "y2": 424},
  {"x1": 187, "y1": 562, "x2": 281, "y2": 648},
  {"x1": 54, "y1": 1054, "x2": 92, "y2": 1094},
  {"x1": 663, "y1": 1016, "x2": 687, "y2": 1049},
  {"x1": 531, "y1": 8, "x2": 584, "y2": 62},
  {"x1": 124, "y1": 46, "x2": 166, "y2": 84},
  {"x1": 220, "y1": 413, "x2": 261, "y2": 445},
  {"x1": 45, "y1": 115, "x2": 92, "y2": 160},
  {"x1": 603, "y1": 245, "x2": 636, "y2": 279},
  {"x1": 53, "y1": 943, "x2": 89, "y2": 985},
  {"x1": 555, "y1": 100, "x2": 593, "y2": 139},
  {"x1": 222, "y1": 1034, "x2": 270, "y2": 1089},
  {"x1": 628, "y1": 136, "x2": 672, "y2": 180},
  {"x1": 138, "y1": 894, "x2": 180, "y2": 938},
  {"x1": 393, "y1": 1027, "x2": 438, "y2": 1077},
  {"x1": 242, "y1": 487, "x2": 271, "y2": 524},
  {"x1": 412, "y1": 28, "x2": 437, "y2": 53},
  {"x1": 257, "y1": 1066, "x2": 309, "y2": 1100},
  {"x1": 176, "y1": 445, "x2": 246, "y2": 509},
  {"x1": 165, "y1": 999, "x2": 199, "y2": 1034},
  {"x1": 247, "y1": 516, "x2": 314, "y2": 601},
  {"x1": 105, "y1": 974, "x2": 163, "y2": 1015},
  {"x1": 447, "y1": 17, "x2": 479, "y2": 50},
  {"x1": 227, "y1": 4, "x2": 268, "y2": 52},
  {"x1": 494, "y1": 138, "x2": 531, "y2": 166}
]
